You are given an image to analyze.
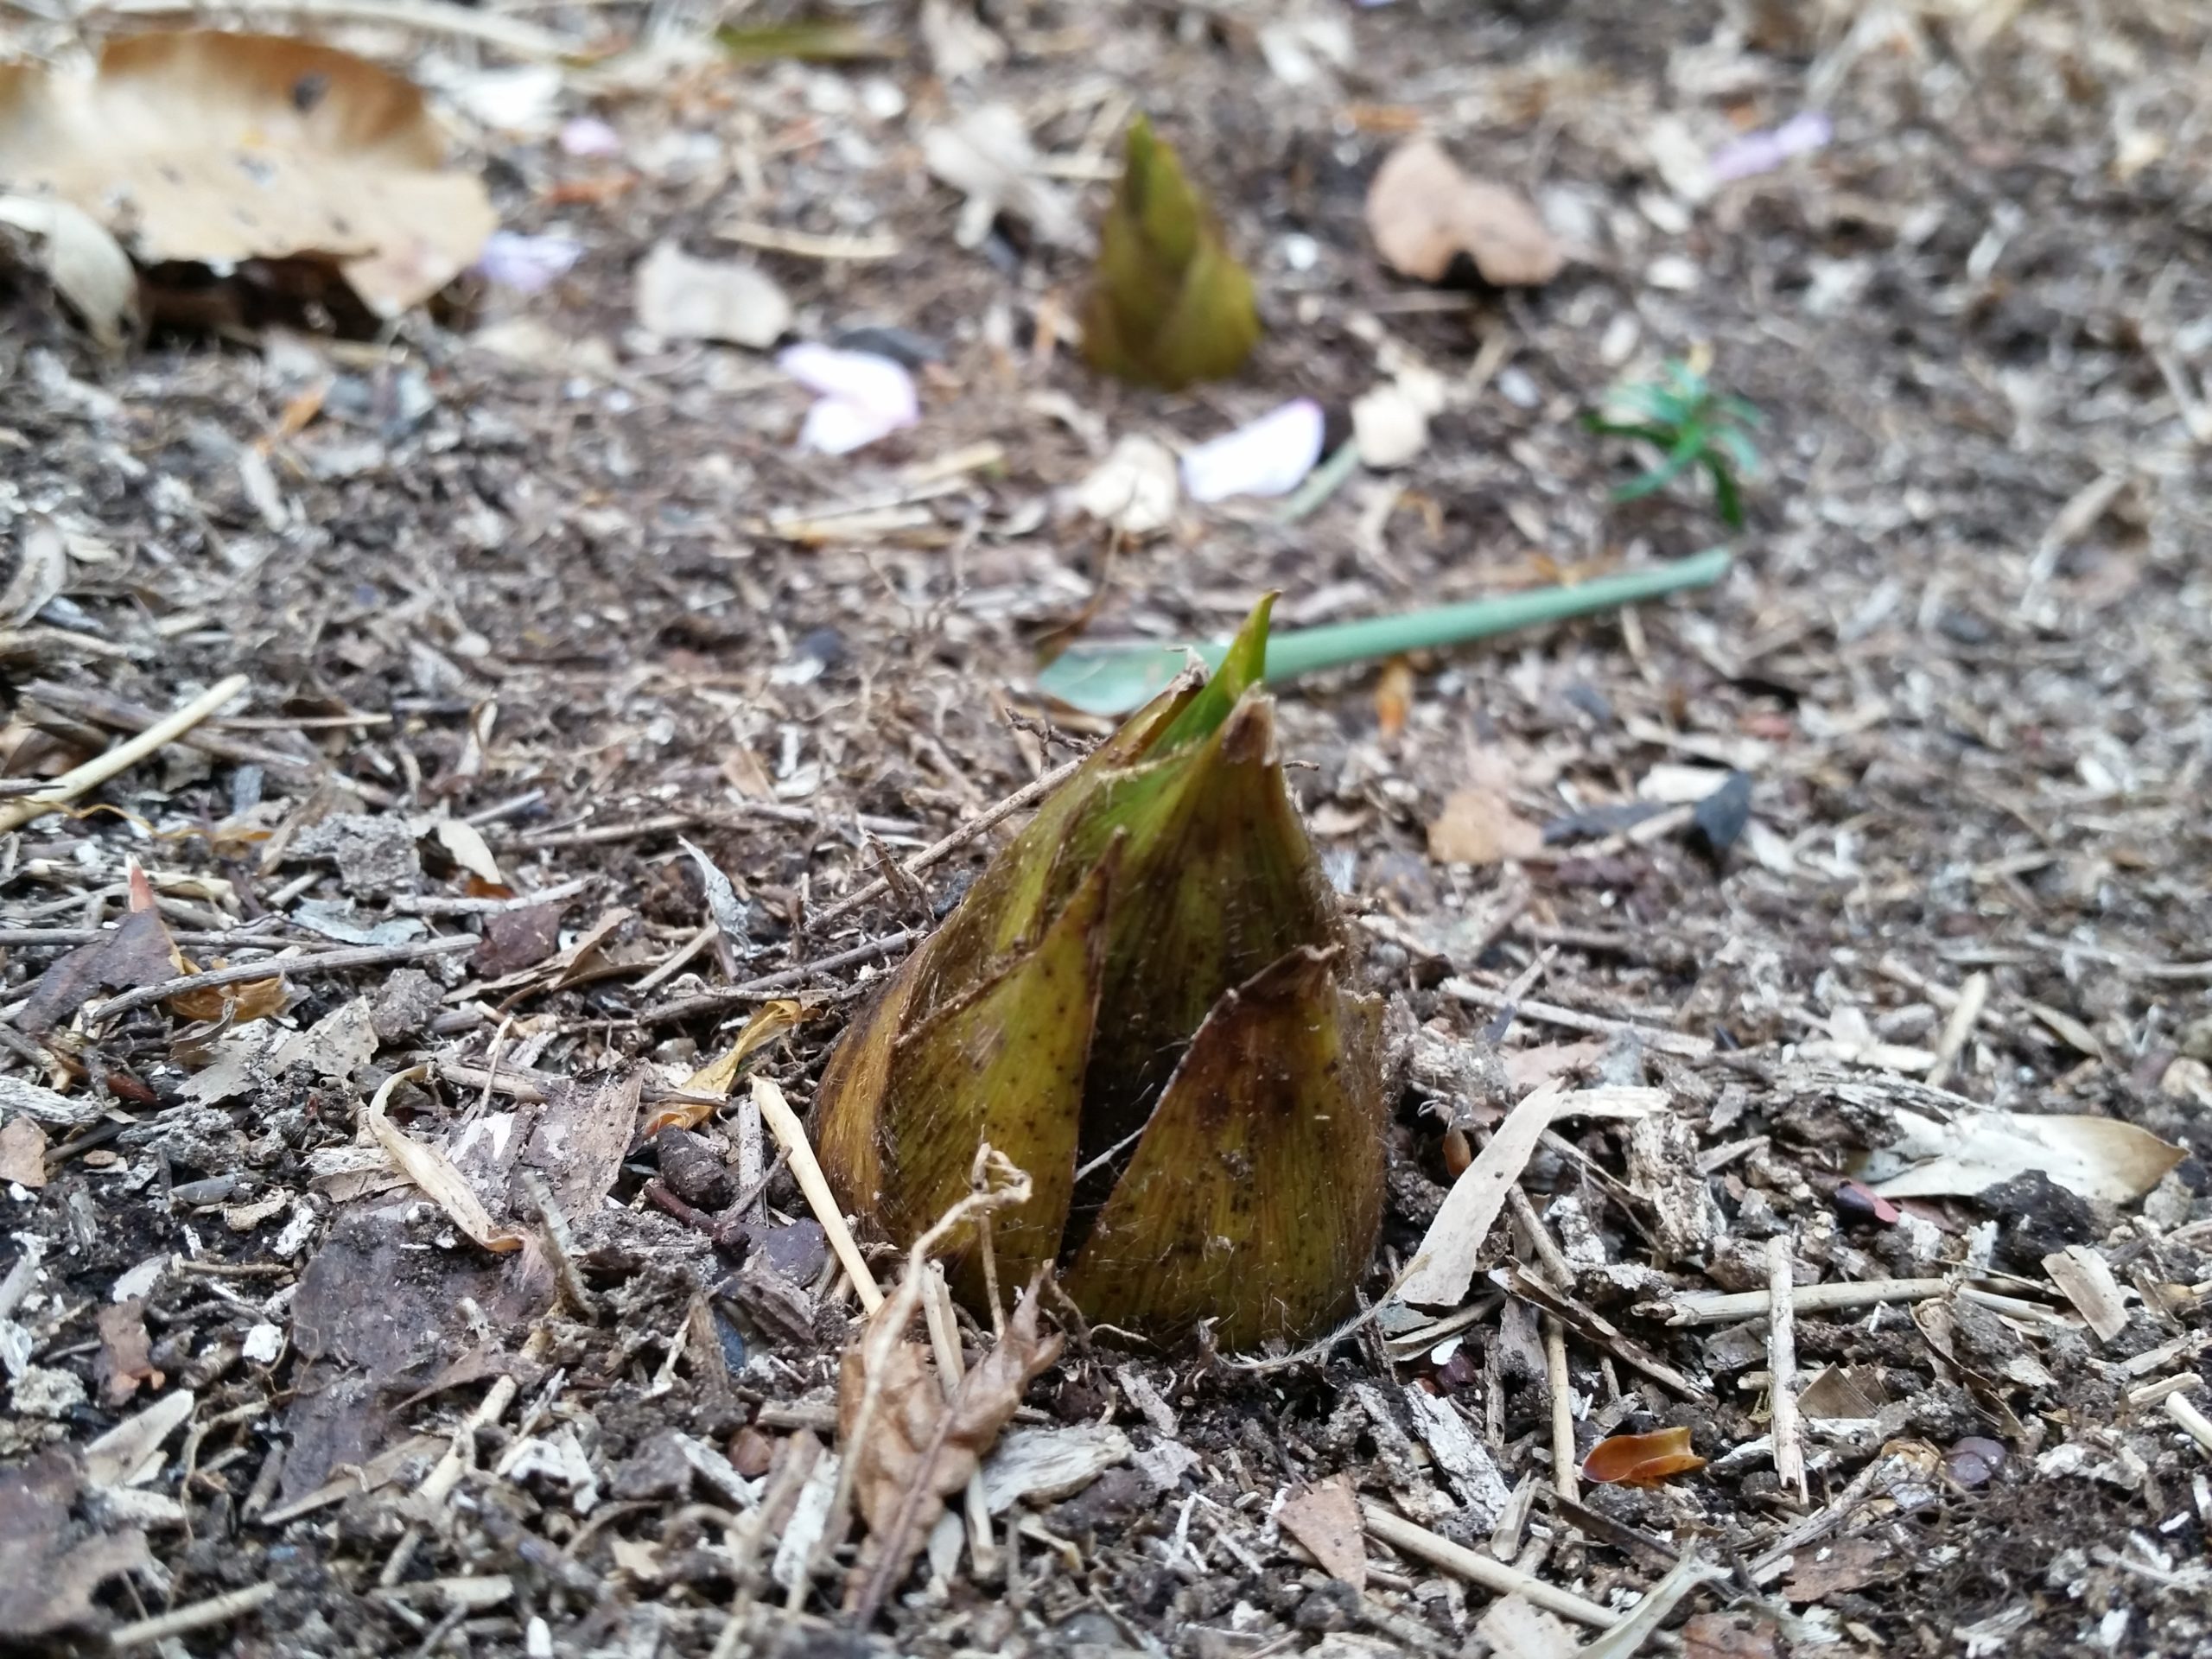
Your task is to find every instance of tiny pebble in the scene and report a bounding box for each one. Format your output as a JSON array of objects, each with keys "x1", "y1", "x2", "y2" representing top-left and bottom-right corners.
[
  {"x1": 1948, "y1": 1436, "x2": 2007, "y2": 1487},
  {"x1": 1497, "y1": 365, "x2": 1541, "y2": 409}
]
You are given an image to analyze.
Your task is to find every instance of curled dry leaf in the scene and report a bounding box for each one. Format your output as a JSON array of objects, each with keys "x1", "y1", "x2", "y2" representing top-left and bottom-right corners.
[
  {"x1": 0, "y1": 196, "x2": 137, "y2": 350},
  {"x1": 0, "y1": 32, "x2": 496, "y2": 315},
  {"x1": 921, "y1": 104, "x2": 1084, "y2": 251},
  {"x1": 839, "y1": 1282, "x2": 1063, "y2": 1611},
  {"x1": 1580, "y1": 1424, "x2": 1706, "y2": 1486},
  {"x1": 1365, "y1": 137, "x2": 1562, "y2": 288}
]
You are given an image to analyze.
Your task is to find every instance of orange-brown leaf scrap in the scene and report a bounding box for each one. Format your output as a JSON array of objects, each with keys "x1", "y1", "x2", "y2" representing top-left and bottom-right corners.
[
  {"x1": 838, "y1": 1283, "x2": 1063, "y2": 1612},
  {"x1": 1580, "y1": 1424, "x2": 1706, "y2": 1487}
]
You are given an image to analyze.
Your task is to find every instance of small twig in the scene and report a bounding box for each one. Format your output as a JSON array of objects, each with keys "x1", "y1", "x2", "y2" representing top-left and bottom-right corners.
[
  {"x1": 1360, "y1": 1503, "x2": 1616, "y2": 1628},
  {"x1": 91, "y1": 935, "x2": 477, "y2": 1024},
  {"x1": 0, "y1": 674, "x2": 246, "y2": 835},
  {"x1": 500, "y1": 813, "x2": 694, "y2": 850},
  {"x1": 643, "y1": 930, "x2": 918, "y2": 1026},
  {"x1": 1654, "y1": 1275, "x2": 2057, "y2": 1327},
  {"x1": 524, "y1": 1171, "x2": 598, "y2": 1319},
  {"x1": 1507, "y1": 1185, "x2": 1575, "y2": 1288},
  {"x1": 1766, "y1": 1237, "x2": 1806, "y2": 1504},
  {"x1": 804, "y1": 756, "x2": 1084, "y2": 936},
  {"x1": 0, "y1": 925, "x2": 312, "y2": 949},
  {"x1": 1574, "y1": 1549, "x2": 1728, "y2": 1659},
  {"x1": 1544, "y1": 1315, "x2": 1580, "y2": 1506},
  {"x1": 1745, "y1": 1454, "x2": 1893, "y2": 1583},
  {"x1": 1479, "y1": 944, "x2": 1558, "y2": 1044},
  {"x1": 106, "y1": 1582, "x2": 280, "y2": 1648},
  {"x1": 391, "y1": 876, "x2": 594, "y2": 916},
  {"x1": 1440, "y1": 980, "x2": 1713, "y2": 1058},
  {"x1": 751, "y1": 1077, "x2": 882, "y2": 1313},
  {"x1": 973, "y1": 1144, "x2": 1007, "y2": 1338}
]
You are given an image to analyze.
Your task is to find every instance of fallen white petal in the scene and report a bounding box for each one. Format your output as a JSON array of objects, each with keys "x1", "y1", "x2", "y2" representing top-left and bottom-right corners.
[
  {"x1": 779, "y1": 345, "x2": 918, "y2": 455},
  {"x1": 1181, "y1": 398, "x2": 1326, "y2": 503}
]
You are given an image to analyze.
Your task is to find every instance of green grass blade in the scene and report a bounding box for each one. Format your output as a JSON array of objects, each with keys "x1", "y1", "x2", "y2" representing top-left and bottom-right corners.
[{"x1": 1037, "y1": 548, "x2": 1732, "y2": 714}]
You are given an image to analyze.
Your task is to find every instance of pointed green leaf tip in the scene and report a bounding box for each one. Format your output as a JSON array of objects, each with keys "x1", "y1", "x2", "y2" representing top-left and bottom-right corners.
[
  {"x1": 1083, "y1": 116, "x2": 1260, "y2": 391},
  {"x1": 1154, "y1": 593, "x2": 1272, "y2": 753}
]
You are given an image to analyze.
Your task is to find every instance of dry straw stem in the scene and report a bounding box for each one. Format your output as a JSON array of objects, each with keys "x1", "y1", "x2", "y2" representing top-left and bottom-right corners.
[
  {"x1": 92, "y1": 0, "x2": 578, "y2": 63},
  {"x1": 752, "y1": 1075, "x2": 884, "y2": 1313},
  {"x1": 1440, "y1": 980, "x2": 1714, "y2": 1058},
  {"x1": 1766, "y1": 1236, "x2": 1807, "y2": 1503},
  {"x1": 1544, "y1": 1315, "x2": 1579, "y2": 1505},
  {"x1": 1359, "y1": 1503, "x2": 1616, "y2": 1628},
  {"x1": 0, "y1": 672, "x2": 245, "y2": 834},
  {"x1": 2165, "y1": 1391, "x2": 2212, "y2": 1456},
  {"x1": 923, "y1": 1262, "x2": 995, "y2": 1574},
  {"x1": 106, "y1": 1582, "x2": 281, "y2": 1649}
]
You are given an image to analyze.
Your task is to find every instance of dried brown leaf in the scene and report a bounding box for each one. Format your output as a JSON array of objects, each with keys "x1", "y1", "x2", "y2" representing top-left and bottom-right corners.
[
  {"x1": 838, "y1": 1283, "x2": 1063, "y2": 1611},
  {"x1": 168, "y1": 967, "x2": 290, "y2": 1027},
  {"x1": 1366, "y1": 138, "x2": 1562, "y2": 287},
  {"x1": 0, "y1": 32, "x2": 494, "y2": 315}
]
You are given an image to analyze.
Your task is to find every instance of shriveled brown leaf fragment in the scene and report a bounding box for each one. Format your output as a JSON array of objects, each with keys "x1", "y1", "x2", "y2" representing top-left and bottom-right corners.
[
  {"x1": 95, "y1": 1300, "x2": 163, "y2": 1406},
  {"x1": 0, "y1": 1115, "x2": 48, "y2": 1188},
  {"x1": 1366, "y1": 137, "x2": 1562, "y2": 287},
  {"x1": 1682, "y1": 1612, "x2": 1781, "y2": 1659},
  {"x1": 472, "y1": 900, "x2": 568, "y2": 977},
  {"x1": 1280, "y1": 1476, "x2": 1366, "y2": 1588},
  {"x1": 16, "y1": 908, "x2": 177, "y2": 1035},
  {"x1": 0, "y1": 1451, "x2": 153, "y2": 1639},
  {"x1": 838, "y1": 1283, "x2": 1063, "y2": 1612},
  {"x1": 1427, "y1": 785, "x2": 1543, "y2": 865}
]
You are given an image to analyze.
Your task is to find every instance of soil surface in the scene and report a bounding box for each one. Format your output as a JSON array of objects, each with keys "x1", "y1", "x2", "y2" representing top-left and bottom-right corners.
[{"x1": 3, "y1": 3, "x2": 2211, "y2": 1656}]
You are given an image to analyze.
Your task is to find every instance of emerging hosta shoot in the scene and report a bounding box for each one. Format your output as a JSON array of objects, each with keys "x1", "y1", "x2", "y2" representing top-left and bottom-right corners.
[
  {"x1": 815, "y1": 601, "x2": 1384, "y2": 1350},
  {"x1": 1082, "y1": 116, "x2": 1260, "y2": 390}
]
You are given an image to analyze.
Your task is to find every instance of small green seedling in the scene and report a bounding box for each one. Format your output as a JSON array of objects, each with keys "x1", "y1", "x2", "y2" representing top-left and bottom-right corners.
[{"x1": 1586, "y1": 357, "x2": 1763, "y2": 528}]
